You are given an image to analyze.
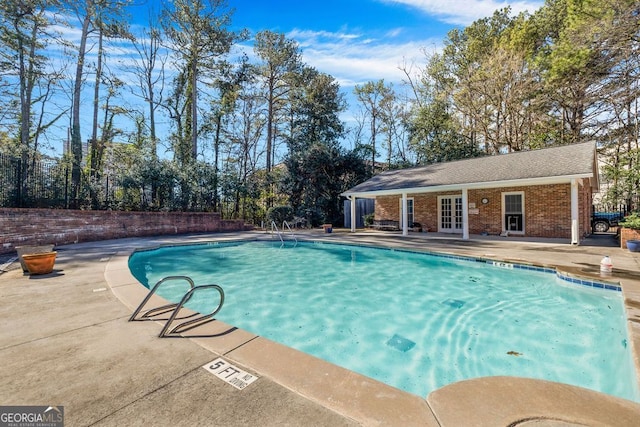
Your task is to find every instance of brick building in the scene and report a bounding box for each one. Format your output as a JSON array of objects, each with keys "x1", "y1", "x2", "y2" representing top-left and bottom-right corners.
[{"x1": 342, "y1": 142, "x2": 599, "y2": 244}]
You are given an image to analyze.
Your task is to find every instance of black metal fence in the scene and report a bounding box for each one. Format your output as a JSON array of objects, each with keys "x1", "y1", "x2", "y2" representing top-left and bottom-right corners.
[
  {"x1": 593, "y1": 203, "x2": 634, "y2": 217},
  {"x1": 0, "y1": 153, "x2": 218, "y2": 212},
  {"x1": 0, "y1": 153, "x2": 139, "y2": 210},
  {"x1": 0, "y1": 153, "x2": 72, "y2": 208}
]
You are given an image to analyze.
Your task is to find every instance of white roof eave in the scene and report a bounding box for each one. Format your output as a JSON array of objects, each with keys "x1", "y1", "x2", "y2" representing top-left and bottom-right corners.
[{"x1": 342, "y1": 174, "x2": 593, "y2": 198}]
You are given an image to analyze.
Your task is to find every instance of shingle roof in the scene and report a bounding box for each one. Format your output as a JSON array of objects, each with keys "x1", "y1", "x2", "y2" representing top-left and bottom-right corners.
[{"x1": 344, "y1": 142, "x2": 597, "y2": 196}]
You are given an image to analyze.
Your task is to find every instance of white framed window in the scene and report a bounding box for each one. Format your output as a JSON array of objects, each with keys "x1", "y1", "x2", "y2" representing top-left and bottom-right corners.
[{"x1": 502, "y1": 191, "x2": 524, "y2": 234}]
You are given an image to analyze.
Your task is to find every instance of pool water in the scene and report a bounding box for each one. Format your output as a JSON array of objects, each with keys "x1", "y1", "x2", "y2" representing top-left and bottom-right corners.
[{"x1": 128, "y1": 240, "x2": 640, "y2": 401}]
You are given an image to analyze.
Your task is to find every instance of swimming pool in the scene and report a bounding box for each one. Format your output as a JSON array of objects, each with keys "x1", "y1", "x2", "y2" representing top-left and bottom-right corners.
[{"x1": 128, "y1": 240, "x2": 640, "y2": 401}]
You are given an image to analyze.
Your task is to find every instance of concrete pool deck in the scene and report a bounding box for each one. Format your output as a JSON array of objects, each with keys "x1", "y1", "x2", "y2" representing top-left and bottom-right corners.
[{"x1": 1, "y1": 229, "x2": 640, "y2": 426}]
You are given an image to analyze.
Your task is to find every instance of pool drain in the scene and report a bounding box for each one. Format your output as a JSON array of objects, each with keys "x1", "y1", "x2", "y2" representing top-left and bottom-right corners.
[
  {"x1": 386, "y1": 334, "x2": 416, "y2": 352},
  {"x1": 442, "y1": 299, "x2": 466, "y2": 309}
]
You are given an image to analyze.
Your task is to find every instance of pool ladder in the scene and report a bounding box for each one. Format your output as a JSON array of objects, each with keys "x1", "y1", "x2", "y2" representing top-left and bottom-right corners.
[
  {"x1": 129, "y1": 275, "x2": 225, "y2": 338},
  {"x1": 270, "y1": 220, "x2": 297, "y2": 246}
]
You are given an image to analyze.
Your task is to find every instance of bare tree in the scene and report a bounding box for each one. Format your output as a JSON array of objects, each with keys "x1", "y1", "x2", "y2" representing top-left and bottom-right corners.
[
  {"x1": 129, "y1": 18, "x2": 167, "y2": 160},
  {"x1": 0, "y1": 0, "x2": 64, "y2": 197},
  {"x1": 253, "y1": 30, "x2": 301, "y2": 173},
  {"x1": 64, "y1": 0, "x2": 132, "y2": 206},
  {"x1": 161, "y1": 0, "x2": 242, "y2": 164},
  {"x1": 354, "y1": 79, "x2": 395, "y2": 171}
]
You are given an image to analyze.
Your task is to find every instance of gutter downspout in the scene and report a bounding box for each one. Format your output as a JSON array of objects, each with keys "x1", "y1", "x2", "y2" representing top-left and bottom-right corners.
[
  {"x1": 350, "y1": 196, "x2": 356, "y2": 233},
  {"x1": 571, "y1": 179, "x2": 579, "y2": 244}
]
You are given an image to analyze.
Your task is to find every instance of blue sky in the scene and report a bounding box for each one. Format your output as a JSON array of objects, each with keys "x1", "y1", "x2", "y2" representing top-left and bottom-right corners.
[
  {"x1": 225, "y1": 0, "x2": 544, "y2": 88},
  {"x1": 128, "y1": 0, "x2": 544, "y2": 90},
  {"x1": 201, "y1": 0, "x2": 542, "y2": 152},
  {"x1": 45, "y1": 1, "x2": 545, "y2": 156}
]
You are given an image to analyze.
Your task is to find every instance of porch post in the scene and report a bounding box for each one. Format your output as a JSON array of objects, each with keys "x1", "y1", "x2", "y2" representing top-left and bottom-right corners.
[
  {"x1": 350, "y1": 196, "x2": 357, "y2": 233},
  {"x1": 462, "y1": 188, "x2": 469, "y2": 240},
  {"x1": 402, "y1": 193, "x2": 408, "y2": 236},
  {"x1": 571, "y1": 179, "x2": 579, "y2": 244}
]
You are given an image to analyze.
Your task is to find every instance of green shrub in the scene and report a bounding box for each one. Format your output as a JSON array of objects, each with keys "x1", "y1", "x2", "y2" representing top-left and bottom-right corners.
[
  {"x1": 619, "y1": 212, "x2": 640, "y2": 230},
  {"x1": 363, "y1": 213, "x2": 375, "y2": 226},
  {"x1": 266, "y1": 205, "x2": 294, "y2": 225}
]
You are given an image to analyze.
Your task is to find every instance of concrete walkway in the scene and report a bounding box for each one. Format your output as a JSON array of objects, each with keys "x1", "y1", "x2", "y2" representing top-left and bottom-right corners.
[
  {"x1": 1, "y1": 230, "x2": 640, "y2": 426},
  {"x1": 0, "y1": 234, "x2": 363, "y2": 426}
]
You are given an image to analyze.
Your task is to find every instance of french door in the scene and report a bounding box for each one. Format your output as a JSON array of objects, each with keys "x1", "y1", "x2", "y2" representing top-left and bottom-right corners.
[{"x1": 439, "y1": 195, "x2": 463, "y2": 233}]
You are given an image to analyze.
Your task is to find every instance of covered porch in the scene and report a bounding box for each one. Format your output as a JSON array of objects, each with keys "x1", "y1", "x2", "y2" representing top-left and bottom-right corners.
[
  {"x1": 341, "y1": 143, "x2": 600, "y2": 245},
  {"x1": 344, "y1": 177, "x2": 588, "y2": 244}
]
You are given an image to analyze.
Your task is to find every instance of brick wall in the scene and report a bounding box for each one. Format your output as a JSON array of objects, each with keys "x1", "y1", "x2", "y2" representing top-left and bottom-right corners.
[
  {"x1": 373, "y1": 181, "x2": 592, "y2": 239},
  {"x1": 375, "y1": 196, "x2": 399, "y2": 223},
  {"x1": 0, "y1": 208, "x2": 250, "y2": 254},
  {"x1": 621, "y1": 227, "x2": 640, "y2": 249}
]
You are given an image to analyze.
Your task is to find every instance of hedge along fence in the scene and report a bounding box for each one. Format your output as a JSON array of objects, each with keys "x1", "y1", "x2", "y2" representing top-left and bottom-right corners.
[{"x1": 0, "y1": 208, "x2": 251, "y2": 255}]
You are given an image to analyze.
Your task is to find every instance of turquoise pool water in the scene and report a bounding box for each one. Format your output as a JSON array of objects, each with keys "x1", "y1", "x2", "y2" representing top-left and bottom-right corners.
[{"x1": 128, "y1": 240, "x2": 639, "y2": 401}]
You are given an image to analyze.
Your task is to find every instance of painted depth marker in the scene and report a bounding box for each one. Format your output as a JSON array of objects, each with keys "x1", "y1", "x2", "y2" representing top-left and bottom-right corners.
[
  {"x1": 202, "y1": 358, "x2": 258, "y2": 390},
  {"x1": 492, "y1": 261, "x2": 514, "y2": 269}
]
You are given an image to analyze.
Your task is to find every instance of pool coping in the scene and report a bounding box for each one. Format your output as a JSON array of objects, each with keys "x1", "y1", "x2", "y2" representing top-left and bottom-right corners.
[{"x1": 105, "y1": 232, "x2": 640, "y2": 426}]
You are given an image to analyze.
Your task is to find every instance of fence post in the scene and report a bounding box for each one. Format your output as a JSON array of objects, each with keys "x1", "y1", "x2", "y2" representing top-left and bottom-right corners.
[
  {"x1": 105, "y1": 175, "x2": 109, "y2": 209},
  {"x1": 16, "y1": 158, "x2": 23, "y2": 207},
  {"x1": 65, "y1": 165, "x2": 69, "y2": 209}
]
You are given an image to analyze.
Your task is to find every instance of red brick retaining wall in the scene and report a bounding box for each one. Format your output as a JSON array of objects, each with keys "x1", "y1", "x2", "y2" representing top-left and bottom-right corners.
[
  {"x1": 621, "y1": 227, "x2": 640, "y2": 249},
  {"x1": 0, "y1": 208, "x2": 250, "y2": 254}
]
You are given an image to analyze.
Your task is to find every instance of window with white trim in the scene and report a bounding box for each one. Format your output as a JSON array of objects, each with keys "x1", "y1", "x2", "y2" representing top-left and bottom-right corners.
[{"x1": 503, "y1": 192, "x2": 524, "y2": 233}]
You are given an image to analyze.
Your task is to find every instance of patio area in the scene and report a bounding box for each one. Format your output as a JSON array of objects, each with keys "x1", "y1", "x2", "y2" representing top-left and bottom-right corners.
[{"x1": 1, "y1": 229, "x2": 640, "y2": 426}]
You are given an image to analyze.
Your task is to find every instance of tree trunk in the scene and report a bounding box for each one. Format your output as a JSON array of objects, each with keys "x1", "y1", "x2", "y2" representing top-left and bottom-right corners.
[
  {"x1": 266, "y1": 76, "x2": 274, "y2": 173},
  {"x1": 89, "y1": 27, "x2": 103, "y2": 208},
  {"x1": 191, "y1": 59, "x2": 198, "y2": 160},
  {"x1": 71, "y1": 9, "x2": 92, "y2": 208},
  {"x1": 16, "y1": 16, "x2": 33, "y2": 204},
  {"x1": 90, "y1": 27, "x2": 103, "y2": 177},
  {"x1": 213, "y1": 113, "x2": 222, "y2": 212}
]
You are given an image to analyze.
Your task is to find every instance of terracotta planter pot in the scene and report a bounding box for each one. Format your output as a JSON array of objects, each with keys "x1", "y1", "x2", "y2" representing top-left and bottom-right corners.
[
  {"x1": 22, "y1": 251, "x2": 57, "y2": 275},
  {"x1": 16, "y1": 245, "x2": 55, "y2": 272}
]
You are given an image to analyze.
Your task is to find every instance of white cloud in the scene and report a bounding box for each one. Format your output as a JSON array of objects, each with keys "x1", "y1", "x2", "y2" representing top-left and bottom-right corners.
[
  {"x1": 285, "y1": 29, "x2": 440, "y2": 89},
  {"x1": 284, "y1": 2, "x2": 546, "y2": 92},
  {"x1": 288, "y1": 28, "x2": 361, "y2": 42},
  {"x1": 385, "y1": 28, "x2": 404, "y2": 38},
  {"x1": 381, "y1": 0, "x2": 544, "y2": 25}
]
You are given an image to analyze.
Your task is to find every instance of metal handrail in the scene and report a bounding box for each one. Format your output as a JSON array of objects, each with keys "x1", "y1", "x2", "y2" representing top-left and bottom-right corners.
[
  {"x1": 271, "y1": 220, "x2": 284, "y2": 244},
  {"x1": 282, "y1": 220, "x2": 297, "y2": 244},
  {"x1": 159, "y1": 284, "x2": 225, "y2": 337},
  {"x1": 129, "y1": 276, "x2": 196, "y2": 322}
]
